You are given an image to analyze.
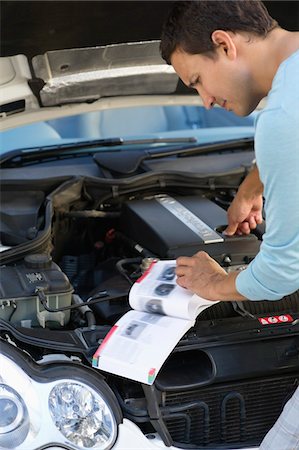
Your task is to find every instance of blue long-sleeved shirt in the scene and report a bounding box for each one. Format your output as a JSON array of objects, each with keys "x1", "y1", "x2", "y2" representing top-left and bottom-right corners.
[{"x1": 236, "y1": 48, "x2": 299, "y2": 300}]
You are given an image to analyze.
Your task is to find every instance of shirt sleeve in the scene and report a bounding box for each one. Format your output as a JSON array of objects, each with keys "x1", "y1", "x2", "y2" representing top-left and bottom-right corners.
[{"x1": 236, "y1": 107, "x2": 299, "y2": 300}]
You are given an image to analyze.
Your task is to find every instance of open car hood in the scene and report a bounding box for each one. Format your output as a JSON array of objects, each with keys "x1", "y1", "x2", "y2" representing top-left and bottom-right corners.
[
  {"x1": 0, "y1": 0, "x2": 296, "y2": 127},
  {"x1": 31, "y1": 41, "x2": 177, "y2": 106},
  {"x1": 0, "y1": 41, "x2": 180, "y2": 122}
]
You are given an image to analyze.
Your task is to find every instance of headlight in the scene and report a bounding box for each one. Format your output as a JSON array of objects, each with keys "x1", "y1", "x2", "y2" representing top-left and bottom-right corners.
[
  {"x1": 49, "y1": 382, "x2": 116, "y2": 448},
  {"x1": 0, "y1": 384, "x2": 29, "y2": 448},
  {"x1": 0, "y1": 339, "x2": 122, "y2": 450}
]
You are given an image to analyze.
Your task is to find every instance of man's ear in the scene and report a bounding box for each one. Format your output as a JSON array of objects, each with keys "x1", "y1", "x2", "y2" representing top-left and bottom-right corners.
[{"x1": 211, "y1": 30, "x2": 237, "y2": 60}]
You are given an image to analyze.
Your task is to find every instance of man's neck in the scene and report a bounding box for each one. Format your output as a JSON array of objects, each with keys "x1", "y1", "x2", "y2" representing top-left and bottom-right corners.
[
  {"x1": 250, "y1": 28, "x2": 299, "y2": 97},
  {"x1": 271, "y1": 28, "x2": 299, "y2": 65}
]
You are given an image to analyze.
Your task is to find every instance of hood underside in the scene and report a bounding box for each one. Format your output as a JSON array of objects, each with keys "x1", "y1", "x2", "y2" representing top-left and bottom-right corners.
[
  {"x1": 0, "y1": 40, "x2": 179, "y2": 104},
  {"x1": 1, "y1": 0, "x2": 294, "y2": 124},
  {"x1": 31, "y1": 41, "x2": 178, "y2": 106}
]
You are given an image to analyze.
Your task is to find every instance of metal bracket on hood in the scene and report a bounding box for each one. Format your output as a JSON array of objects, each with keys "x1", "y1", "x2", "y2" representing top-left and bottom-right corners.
[{"x1": 32, "y1": 41, "x2": 178, "y2": 106}]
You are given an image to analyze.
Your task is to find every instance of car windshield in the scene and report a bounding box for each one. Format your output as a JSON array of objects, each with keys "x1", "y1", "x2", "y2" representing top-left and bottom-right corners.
[{"x1": 1, "y1": 104, "x2": 257, "y2": 154}]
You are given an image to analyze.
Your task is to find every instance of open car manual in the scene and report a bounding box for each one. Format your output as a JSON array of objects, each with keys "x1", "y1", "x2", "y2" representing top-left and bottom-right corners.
[{"x1": 92, "y1": 260, "x2": 219, "y2": 384}]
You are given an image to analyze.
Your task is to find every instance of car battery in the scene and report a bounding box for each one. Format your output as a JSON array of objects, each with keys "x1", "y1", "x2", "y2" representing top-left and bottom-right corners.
[
  {"x1": 0, "y1": 254, "x2": 73, "y2": 328},
  {"x1": 121, "y1": 194, "x2": 261, "y2": 265}
]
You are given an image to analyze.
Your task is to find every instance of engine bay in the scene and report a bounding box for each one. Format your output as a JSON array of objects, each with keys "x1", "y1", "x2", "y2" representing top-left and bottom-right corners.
[
  {"x1": 0, "y1": 181, "x2": 264, "y2": 329},
  {"x1": 0, "y1": 171, "x2": 298, "y2": 345}
]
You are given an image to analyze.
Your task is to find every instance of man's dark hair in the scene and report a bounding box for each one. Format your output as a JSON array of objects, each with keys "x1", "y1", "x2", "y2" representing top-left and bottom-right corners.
[{"x1": 160, "y1": 0, "x2": 278, "y2": 64}]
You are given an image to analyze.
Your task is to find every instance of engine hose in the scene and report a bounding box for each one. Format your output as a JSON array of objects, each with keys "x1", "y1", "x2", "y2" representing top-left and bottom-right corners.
[
  {"x1": 115, "y1": 257, "x2": 142, "y2": 285},
  {"x1": 72, "y1": 294, "x2": 96, "y2": 327}
]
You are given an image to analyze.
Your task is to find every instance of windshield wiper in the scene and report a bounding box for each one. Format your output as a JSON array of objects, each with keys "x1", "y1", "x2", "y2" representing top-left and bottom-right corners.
[
  {"x1": 0, "y1": 136, "x2": 197, "y2": 167},
  {"x1": 93, "y1": 137, "x2": 254, "y2": 174}
]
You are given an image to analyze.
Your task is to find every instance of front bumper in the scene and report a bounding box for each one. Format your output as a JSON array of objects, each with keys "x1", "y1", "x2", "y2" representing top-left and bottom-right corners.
[
  {"x1": 39, "y1": 419, "x2": 260, "y2": 450},
  {"x1": 113, "y1": 418, "x2": 259, "y2": 450},
  {"x1": 9, "y1": 419, "x2": 259, "y2": 450}
]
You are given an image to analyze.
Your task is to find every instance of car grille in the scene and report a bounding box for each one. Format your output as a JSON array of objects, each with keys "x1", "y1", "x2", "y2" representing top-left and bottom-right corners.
[{"x1": 161, "y1": 375, "x2": 298, "y2": 447}]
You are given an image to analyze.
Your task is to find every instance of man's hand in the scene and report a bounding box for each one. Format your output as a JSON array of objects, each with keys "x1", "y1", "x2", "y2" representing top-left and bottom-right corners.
[
  {"x1": 224, "y1": 165, "x2": 264, "y2": 236},
  {"x1": 225, "y1": 193, "x2": 263, "y2": 235},
  {"x1": 176, "y1": 251, "x2": 245, "y2": 301}
]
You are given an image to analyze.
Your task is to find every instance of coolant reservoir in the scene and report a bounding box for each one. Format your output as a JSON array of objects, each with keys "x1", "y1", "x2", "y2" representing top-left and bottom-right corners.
[{"x1": 0, "y1": 254, "x2": 73, "y2": 328}]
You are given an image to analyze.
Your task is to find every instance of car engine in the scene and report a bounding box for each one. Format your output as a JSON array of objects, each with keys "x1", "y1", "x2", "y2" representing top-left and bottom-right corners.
[{"x1": 0, "y1": 176, "x2": 298, "y2": 449}]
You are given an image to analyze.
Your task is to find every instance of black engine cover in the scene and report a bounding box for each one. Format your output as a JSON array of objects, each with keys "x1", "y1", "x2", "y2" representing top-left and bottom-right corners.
[{"x1": 122, "y1": 195, "x2": 260, "y2": 265}]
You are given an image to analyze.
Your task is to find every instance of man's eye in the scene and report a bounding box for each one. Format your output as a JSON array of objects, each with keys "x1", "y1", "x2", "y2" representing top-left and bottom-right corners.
[{"x1": 190, "y1": 78, "x2": 201, "y2": 89}]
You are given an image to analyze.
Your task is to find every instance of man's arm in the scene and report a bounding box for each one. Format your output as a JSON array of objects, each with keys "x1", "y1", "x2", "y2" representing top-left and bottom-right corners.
[{"x1": 225, "y1": 164, "x2": 264, "y2": 236}]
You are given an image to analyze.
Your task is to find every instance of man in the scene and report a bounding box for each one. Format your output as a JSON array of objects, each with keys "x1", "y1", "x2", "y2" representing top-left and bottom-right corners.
[{"x1": 160, "y1": 1, "x2": 299, "y2": 449}]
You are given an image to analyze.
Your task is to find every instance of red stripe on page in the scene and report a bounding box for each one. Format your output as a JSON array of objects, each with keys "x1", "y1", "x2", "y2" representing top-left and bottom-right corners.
[
  {"x1": 93, "y1": 325, "x2": 118, "y2": 358},
  {"x1": 136, "y1": 260, "x2": 157, "y2": 283}
]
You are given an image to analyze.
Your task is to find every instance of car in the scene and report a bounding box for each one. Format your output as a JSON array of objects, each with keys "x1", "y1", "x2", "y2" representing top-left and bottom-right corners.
[{"x1": 1, "y1": 4, "x2": 299, "y2": 450}]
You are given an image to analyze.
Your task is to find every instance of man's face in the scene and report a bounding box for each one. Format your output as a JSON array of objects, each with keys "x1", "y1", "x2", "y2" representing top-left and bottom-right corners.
[{"x1": 171, "y1": 47, "x2": 260, "y2": 117}]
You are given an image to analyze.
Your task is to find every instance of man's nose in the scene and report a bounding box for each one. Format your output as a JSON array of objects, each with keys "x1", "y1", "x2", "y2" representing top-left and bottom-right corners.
[{"x1": 196, "y1": 88, "x2": 215, "y2": 110}]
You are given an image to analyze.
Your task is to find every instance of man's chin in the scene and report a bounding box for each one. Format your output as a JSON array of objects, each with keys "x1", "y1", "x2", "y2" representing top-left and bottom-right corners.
[{"x1": 233, "y1": 105, "x2": 257, "y2": 117}]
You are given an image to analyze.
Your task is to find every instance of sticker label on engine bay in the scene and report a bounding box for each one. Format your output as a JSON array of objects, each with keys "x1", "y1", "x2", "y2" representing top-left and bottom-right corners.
[
  {"x1": 258, "y1": 314, "x2": 294, "y2": 325},
  {"x1": 155, "y1": 194, "x2": 224, "y2": 243},
  {"x1": 26, "y1": 272, "x2": 44, "y2": 283}
]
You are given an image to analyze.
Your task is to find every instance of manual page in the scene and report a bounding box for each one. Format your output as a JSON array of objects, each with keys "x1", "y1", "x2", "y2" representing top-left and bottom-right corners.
[
  {"x1": 129, "y1": 260, "x2": 215, "y2": 320},
  {"x1": 92, "y1": 259, "x2": 218, "y2": 384}
]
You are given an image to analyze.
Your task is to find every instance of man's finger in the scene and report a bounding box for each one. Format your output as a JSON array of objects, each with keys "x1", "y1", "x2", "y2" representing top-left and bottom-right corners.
[
  {"x1": 256, "y1": 214, "x2": 263, "y2": 224},
  {"x1": 223, "y1": 222, "x2": 238, "y2": 235},
  {"x1": 235, "y1": 223, "x2": 249, "y2": 235},
  {"x1": 176, "y1": 275, "x2": 188, "y2": 288},
  {"x1": 249, "y1": 216, "x2": 257, "y2": 229},
  {"x1": 175, "y1": 266, "x2": 189, "y2": 277},
  {"x1": 176, "y1": 256, "x2": 193, "y2": 266}
]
